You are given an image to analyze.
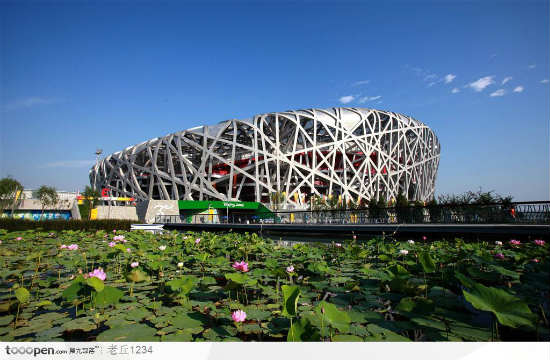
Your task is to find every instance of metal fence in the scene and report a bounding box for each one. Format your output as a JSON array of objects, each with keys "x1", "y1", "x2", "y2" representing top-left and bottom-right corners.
[{"x1": 155, "y1": 201, "x2": 550, "y2": 225}]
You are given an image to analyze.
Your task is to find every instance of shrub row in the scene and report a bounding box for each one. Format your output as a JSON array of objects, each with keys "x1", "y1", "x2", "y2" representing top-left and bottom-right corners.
[{"x1": 0, "y1": 218, "x2": 134, "y2": 232}]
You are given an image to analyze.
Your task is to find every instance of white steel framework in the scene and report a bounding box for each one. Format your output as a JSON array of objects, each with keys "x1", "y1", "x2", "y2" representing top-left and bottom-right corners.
[{"x1": 90, "y1": 107, "x2": 440, "y2": 205}]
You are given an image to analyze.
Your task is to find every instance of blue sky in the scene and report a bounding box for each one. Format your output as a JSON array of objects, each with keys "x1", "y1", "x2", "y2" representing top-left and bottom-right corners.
[{"x1": 1, "y1": 0, "x2": 548, "y2": 201}]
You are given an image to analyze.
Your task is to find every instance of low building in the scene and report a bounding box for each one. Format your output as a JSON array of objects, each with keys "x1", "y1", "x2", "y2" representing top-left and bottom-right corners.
[{"x1": 2, "y1": 190, "x2": 81, "y2": 220}]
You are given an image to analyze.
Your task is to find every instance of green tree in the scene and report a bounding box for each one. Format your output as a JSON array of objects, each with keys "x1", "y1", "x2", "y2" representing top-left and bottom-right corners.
[
  {"x1": 35, "y1": 185, "x2": 59, "y2": 220},
  {"x1": 270, "y1": 191, "x2": 285, "y2": 211},
  {"x1": 427, "y1": 198, "x2": 441, "y2": 223},
  {"x1": 81, "y1": 186, "x2": 101, "y2": 220},
  {"x1": 395, "y1": 190, "x2": 409, "y2": 223},
  {"x1": 0, "y1": 176, "x2": 24, "y2": 218},
  {"x1": 327, "y1": 194, "x2": 339, "y2": 210}
]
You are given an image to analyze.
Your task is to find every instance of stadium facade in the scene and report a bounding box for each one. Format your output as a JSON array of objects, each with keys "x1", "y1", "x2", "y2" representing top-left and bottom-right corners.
[{"x1": 90, "y1": 107, "x2": 440, "y2": 207}]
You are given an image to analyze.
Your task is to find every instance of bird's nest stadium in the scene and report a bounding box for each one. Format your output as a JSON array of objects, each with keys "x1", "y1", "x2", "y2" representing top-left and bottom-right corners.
[{"x1": 90, "y1": 107, "x2": 440, "y2": 207}]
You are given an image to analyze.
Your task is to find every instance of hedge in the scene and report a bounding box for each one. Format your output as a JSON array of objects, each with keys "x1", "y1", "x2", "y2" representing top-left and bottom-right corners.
[{"x1": 0, "y1": 218, "x2": 135, "y2": 232}]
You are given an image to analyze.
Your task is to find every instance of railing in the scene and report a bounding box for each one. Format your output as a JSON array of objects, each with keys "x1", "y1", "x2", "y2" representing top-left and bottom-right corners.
[{"x1": 155, "y1": 201, "x2": 550, "y2": 225}]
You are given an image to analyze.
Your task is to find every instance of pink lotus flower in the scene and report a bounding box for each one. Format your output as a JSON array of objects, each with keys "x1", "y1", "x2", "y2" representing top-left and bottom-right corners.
[
  {"x1": 509, "y1": 239, "x2": 521, "y2": 246},
  {"x1": 495, "y1": 253, "x2": 505, "y2": 259},
  {"x1": 126, "y1": 248, "x2": 131, "y2": 253},
  {"x1": 113, "y1": 229, "x2": 117, "y2": 233},
  {"x1": 286, "y1": 265, "x2": 295, "y2": 273},
  {"x1": 67, "y1": 244, "x2": 79, "y2": 250},
  {"x1": 232, "y1": 310, "x2": 247, "y2": 322},
  {"x1": 532, "y1": 258, "x2": 540, "y2": 263},
  {"x1": 495, "y1": 241, "x2": 503, "y2": 246},
  {"x1": 88, "y1": 268, "x2": 106, "y2": 281},
  {"x1": 334, "y1": 243, "x2": 342, "y2": 247},
  {"x1": 60, "y1": 244, "x2": 67, "y2": 249},
  {"x1": 534, "y1": 239, "x2": 545, "y2": 246},
  {"x1": 195, "y1": 238, "x2": 201, "y2": 244},
  {"x1": 422, "y1": 236, "x2": 427, "y2": 241},
  {"x1": 232, "y1": 261, "x2": 249, "y2": 272},
  {"x1": 352, "y1": 235, "x2": 357, "y2": 240},
  {"x1": 104, "y1": 235, "x2": 108, "y2": 238},
  {"x1": 113, "y1": 235, "x2": 125, "y2": 242},
  {"x1": 16, "y1": 237, "x2": 22, "y2": 241},
  {"x1": 131, "y1": 262, "x2": 139, "y2": 268},
  {"x1": 108, "y1": 242, "x2": 116, "y2": 247}
]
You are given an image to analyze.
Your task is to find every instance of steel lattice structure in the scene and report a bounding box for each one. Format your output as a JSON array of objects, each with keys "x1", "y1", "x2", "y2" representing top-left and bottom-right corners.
[{"x1": 90, "y1": 107, "x2": 440, "y2": 205}]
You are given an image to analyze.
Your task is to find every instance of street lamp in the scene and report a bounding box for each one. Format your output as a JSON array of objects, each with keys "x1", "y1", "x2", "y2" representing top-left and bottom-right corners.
[{"x1": 94, "y1": 149, "x2": 103, "y2": 189}]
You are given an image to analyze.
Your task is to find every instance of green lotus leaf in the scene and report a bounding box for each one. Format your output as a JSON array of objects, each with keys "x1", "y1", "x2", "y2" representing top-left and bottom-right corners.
[
  {"x1": 125, "y1": 307, "x2": 152, "y2": 321},
  {"x1": 34, "y1": 300, "x2": 54, "y2": 308},
  {"x1": 366, "y1": 323, "x2": 411, "y2": 341},
  {"x1": 332, "y1": 334, "x2": 363, "y2": 342},
  {"x1": 243, "y1": 308, "x2": 271, "y2": 321},
  {"x1": 97, "y1": 323, "x2": 158, "y2": 341},
  {"x1": 281, "y1": 285, "x2": 301, "y2": 318},
  {"x1": 15, "y1": 287, "x2": 30, "y2": 303},
  {"x1": 396, "y1": 297, "x2": 435, "y2": 315},
  {"x1": 62, "y1": 317, "x2": 96, "y2": 332},
  {"x1": 86, "y1": 277, "x2": 105, "y2": 292},
  {"x1": 314, "y1": 301, "x2": 350, "y2": 332},
  {"x1": 419, "y1": 251, "x2": 436, "y2": 273},
  {"x1": 94, "y1": 286, "x2": 124, "y2": 307},
  {"x1": 161, "y1": 331, "x2": 193, "y2": 341},
  {"x1": 462, "y1": 282, "x2": 535, "y2": 329},
  {"x1": 171, "y1": 313, "x2": 203, "y2": 330},
  {"x1": 287, "y1": 317, "x2": 320, "y2": 342},
  {"x1": 0, "y1": 315, "x2": 14, "y2": 326},
  {"x1": 166, "y1": 275, "x2": 197, "y2": 295}
]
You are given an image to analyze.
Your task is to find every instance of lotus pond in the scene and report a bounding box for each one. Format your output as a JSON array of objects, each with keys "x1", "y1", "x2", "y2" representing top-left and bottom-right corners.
[{"x1": 0, "y1": 229, "x2": 548, "y2": 342}]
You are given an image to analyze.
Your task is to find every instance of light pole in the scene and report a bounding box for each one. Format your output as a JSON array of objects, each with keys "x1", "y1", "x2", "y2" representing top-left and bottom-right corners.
[{"x1": 94, "y1": 149, "x2": 102, "y2": 189}]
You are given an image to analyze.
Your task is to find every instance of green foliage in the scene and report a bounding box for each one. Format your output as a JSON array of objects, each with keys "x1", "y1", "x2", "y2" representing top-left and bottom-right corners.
[
  {"x1": 35, "y1": 185, "x2": 59, "y2": 220},
  {"x1": 314, "y1": 301, "x2": 351, "y2": 332},
  {"x1": 15, "y1": 287, "x2": 30, "y2": 303},
  {"x1": 86, "y1": 277, "x2": 105, "y2": 292},
  {"x1": 0, "y1": 228, "x2": 547, "y2": 342},
  {"x1": 281, "y1": 285, "x2": 300, "y2": 318},
  {"x1": 167, "y1": 276, "x2": 197, "y2": 295},
  {"x1": 287, "y1": 318, "x2": 320, "y2": 341},
  {"x1": 0, "y1": 218, "x2": 133, "y2": 231},
  {"x1": 462, "y1": 281, "x2": 535, "y2": 329},
  {"x1": 81, "y1": 186, "x2": 101, "y2": 220},
  {"x1": 419, "y1": 251, "x2": 436, "y2": 273},
  {"x1": 0, "y1": 176, "x2": 24, "y2": 216}
]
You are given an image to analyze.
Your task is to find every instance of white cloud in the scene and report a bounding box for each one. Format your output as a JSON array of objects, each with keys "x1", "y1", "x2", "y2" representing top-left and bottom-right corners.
[
  {"x1": 358, "y1": 95, "x2": 382, "y2": 103},
  {"x1": 42, "y1": 160, "x2": 96, "y2": 168},
  {"x1": 541, "y1": 79, "x2": 549, "y2": 84},
  {"x1": 490, "y1": 89, "x2": 506, "y2": 97},
  {"x1": 451, "y1": 88, "x2": 460, "y2": 94},
  {"x1": 1, "y1": 97, "x2": 63, "y2": 111},
  {"x1": 339, "y1": 95, "x2": 355, "y2": 104},
  {"x1": 502, "y1": 76, "x2": 512, "y2": 85},
  {"x1": 444, "y1": 74, "x2": 456, "y2": 83},
  {"x1": 528, "y1": 64, "x2": 536, "y2": 69},
  {"x1": 424, "y1": 74, "x2": 437, "y2": 81},
  {"x1": 352, "y1": 80, "x2": 370, "y2": 86},
  {"x1": 469, "y1": 76, "x2": 495, "y2": 92},
  {"x1": 513, "y1": 86, "x2": 524, "y2": 93}
]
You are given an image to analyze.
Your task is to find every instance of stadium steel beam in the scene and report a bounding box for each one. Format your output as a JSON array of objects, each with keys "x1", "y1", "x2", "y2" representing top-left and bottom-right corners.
[{"x1": 90, "y1": 107, "x2": 440, "y2": 206}]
